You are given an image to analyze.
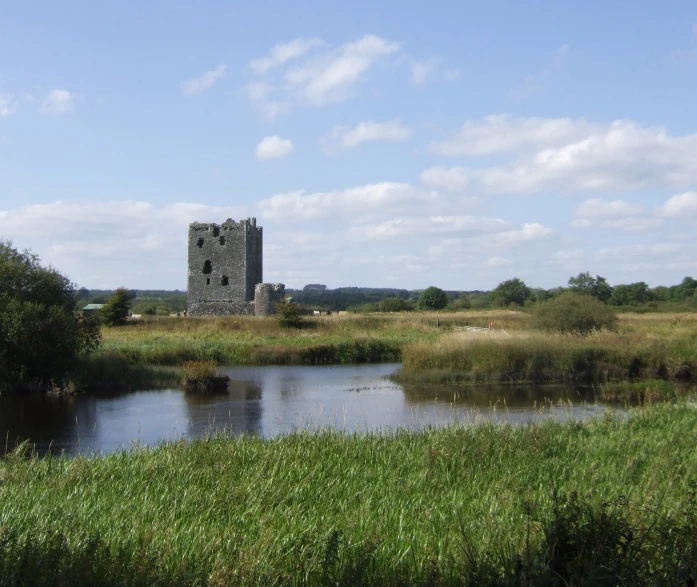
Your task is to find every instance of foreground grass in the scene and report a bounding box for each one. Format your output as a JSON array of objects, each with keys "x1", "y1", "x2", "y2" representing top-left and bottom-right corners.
[
  {"x1": 0, "y1": 405, "x2": 696, "y2": 585},
  {"x1": 400, "y1": 312, "x2": 697, "y2": 384}
]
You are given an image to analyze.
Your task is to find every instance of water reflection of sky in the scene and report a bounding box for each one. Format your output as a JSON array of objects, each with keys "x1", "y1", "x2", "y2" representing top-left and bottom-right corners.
[{"x1": 0, "y1": 363, "x2": 616, "y2": 456}]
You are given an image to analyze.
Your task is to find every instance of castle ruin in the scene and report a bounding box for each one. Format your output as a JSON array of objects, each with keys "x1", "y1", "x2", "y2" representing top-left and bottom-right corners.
[{"x1": 187, "y1": 218, "x2": 284, "y2": 316}]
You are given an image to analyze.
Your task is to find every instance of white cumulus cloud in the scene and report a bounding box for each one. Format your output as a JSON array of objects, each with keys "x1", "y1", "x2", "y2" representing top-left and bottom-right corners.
[
  {"x1": 0, "y1": 94, "x2": 18, "y2": 117},
  {"x1": 250, "y1": 38, "x2": 324, "y2": 75},
  {"x1": 430, "y1": 114, "x2": 595, "y2": 157},
  {"x1": 245, "y1": 34, "x2": 400, "y2": 117},
  {"x1": 256, "y1": 135, "x2": 294, "y2": 160},
  {"x1": 425, "y1": 117, "x2": 697, "y2": 194},
  {"x1": 419, "y1": 166, "x2": 471, "y2": 191},
  {"x1": 659, "y1": 191, "x2": 697, "y2": 218},
  {"x1": 182, "y1": 64, "x2": 227, "y2": 96},
  {"x1": 259, "y1": 182, "x2": 437, "y2": 221},
  {"x1": 40, "y1": 90, "x2": 74, "y2": 114},
  {"x1": 410, "y1": 58, "x2": 439, "y2": 85},
  {"x1": 326, "y1": 119, "x2": 410, "y2": 149}
]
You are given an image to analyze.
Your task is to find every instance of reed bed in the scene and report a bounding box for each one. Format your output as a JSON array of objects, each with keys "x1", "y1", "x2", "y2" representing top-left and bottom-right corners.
[
  {"x1": 400, "y1": 316, "x2": 697, "y2": 383},
  {"x1": 0, "y1": 405, "x2": 695, "y2": 585}
]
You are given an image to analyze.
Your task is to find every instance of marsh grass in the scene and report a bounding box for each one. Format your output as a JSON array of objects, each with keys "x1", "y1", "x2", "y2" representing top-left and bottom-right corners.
[
  {"x1": 400, "y1": 314, "x2": 697, "y2": 383},
  {"x1": 0, "y1": 405, "x2": 696, "y2": 584},
  {"x1": 181, "y1": 360, "x2": 230, "y2": 394},
  {"x1": 70, "y1": 351, "x2": 180, "y2": 391},
  {"x1": 85, "y1": 311, "x2": 697, "y2": 388},
  {"x1": 598, "y1": 379, "x2": 686, "y2": 404}
]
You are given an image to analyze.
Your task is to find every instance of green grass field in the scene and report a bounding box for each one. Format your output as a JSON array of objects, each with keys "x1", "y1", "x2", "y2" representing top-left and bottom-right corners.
[{"x1": 0, "y1": 404, "x2": 695, "y2": 585}]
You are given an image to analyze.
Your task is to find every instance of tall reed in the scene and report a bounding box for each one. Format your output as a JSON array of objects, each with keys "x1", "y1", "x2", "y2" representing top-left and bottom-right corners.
[{"x1": 0, "y1": 405, "x2": 696, "y2": 584}]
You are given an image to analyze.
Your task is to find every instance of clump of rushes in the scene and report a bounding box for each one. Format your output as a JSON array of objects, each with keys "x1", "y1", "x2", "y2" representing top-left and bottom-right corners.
[
  {"x1": 181, "y1": 360, "x2": 229, "y2": 393},
  {"x1": 599, "y1": 379, "x2": 681, "y2": 404},
  {"x1": 400, "y1": 329, "x2": 697, "y2": 383}
]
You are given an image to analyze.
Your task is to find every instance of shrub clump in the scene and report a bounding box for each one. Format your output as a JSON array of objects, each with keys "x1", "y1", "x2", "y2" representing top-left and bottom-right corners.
[
  {"x1": 100, "y1": 287, "x2": 133, "y2": 326},
  {"x1": 531, "y1": 292, "x2": 618, "y2": 335},
  {"x1": 417, "y1": 286, "x2": 448, "y2": 310},
  {"x1": 276, "y1": 297, "x2": 306, "y2": 328},
  {"x1": 0, "y1": 241, "x2": 101, "y2": 392},
  {"x1": 181, "y1": 360, "x2": 229, "y2": 393}
]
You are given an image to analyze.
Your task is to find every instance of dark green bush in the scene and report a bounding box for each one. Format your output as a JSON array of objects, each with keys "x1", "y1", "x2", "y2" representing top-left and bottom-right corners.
[
  {"x1": 276, "y1": 297, "x2": 306, "y2": 328},
  {"x1": 0, "y1": 241, "x2": 101, "y2": 391},
  {"x1": 417, "y1": 286, "x2": 448, "y2": 310},
  {"x1": 100, "y1": 287, "x2": 133, "y2": 326},
  {"x1": 532, "y1": 292, "x2": 618, "y2": 335},
  {"x1": 377, "y1": 297, "x2": 414, "y2": 312}
]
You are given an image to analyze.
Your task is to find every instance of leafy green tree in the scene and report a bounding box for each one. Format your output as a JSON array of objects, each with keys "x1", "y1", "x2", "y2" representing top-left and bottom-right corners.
[
  {"x1": 100, "y1": 287, "x2": 134, "y2": 326},
  {"x1": 609, "y1": 282, "x2": 651, "y2": 306},
  {"x1": 531, "y1": 292, "x2": 618, "y2": 335},
  {"x1": 671, "y1": 277, "x2": 697, "y2": 301},
  {"x1": 448, "y1": 295, "x2": 472, "y2": 311},
  {"x1": 378, "y1": 297, "x2": 414, "y2": 312},
  {"x1": 276, "y1": 297, "x2": 305, "y2": 328},
  {"x1": 489, "y1": 278, "x2": 531, "y2": 307},
  {"x1": 0, "y1": 241, "x2": 101, "y2": 391},
  {"x1": 567, "y1": 272, "x2": 613, "y2": 303},
  {"x1": 530, "y1": 287, "x2": 553, "y2": 303},
  {"x1": 417, "y1": 286, "x2": 448, "y2": 310}
]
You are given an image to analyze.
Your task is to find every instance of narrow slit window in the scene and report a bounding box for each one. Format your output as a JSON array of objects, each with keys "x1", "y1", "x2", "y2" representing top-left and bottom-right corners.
[
  {"x1": 220, "y1": 235, "x2": 225, "y2": 246},
  {"x1": 206, "y1": 277, "x2": 210, "y2": 285},
  {"x1": 221, "y1": 275, "x2": 229, "y2": 286},
  {"x1": 197, "y1": 237, "x2": 204, "y2": 248}
]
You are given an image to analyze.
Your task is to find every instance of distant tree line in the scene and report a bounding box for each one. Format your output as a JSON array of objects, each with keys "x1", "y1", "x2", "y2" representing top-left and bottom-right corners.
[
  {"x1": 289, "y1": 274, "x2": 697, "y2": 312},
  {"x1": 75, "y1": 275, "x2": 697, "y2": 315}
]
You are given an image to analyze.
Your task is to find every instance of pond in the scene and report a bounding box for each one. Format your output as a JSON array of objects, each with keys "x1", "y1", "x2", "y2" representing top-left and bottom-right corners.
[{"x1": 0, "y1": 363, "x2": 613, "y2": 456}]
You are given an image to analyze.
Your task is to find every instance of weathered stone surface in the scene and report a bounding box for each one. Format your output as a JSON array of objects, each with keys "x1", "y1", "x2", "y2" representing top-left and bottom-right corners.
[
  {"x1": 187, "y1": 301, "x2": 256, "y2": 316},
  {"x1": 187, "y1": 218, "x2": 283, "y2": 316},
  {"x1": 255, "y1": 283, "x2": 285, "y2": 316}
]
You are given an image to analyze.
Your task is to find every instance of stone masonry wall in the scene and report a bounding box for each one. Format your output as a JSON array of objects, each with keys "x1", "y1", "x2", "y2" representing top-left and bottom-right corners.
[
  {"x1": 187, "y1": 301, "x2": 256, "y2": 316},
  {"x1": 254, "y1": 283, "x2": 286, "y2": 316},
  {"x1": 187, "y1": 218, "x2": 263, "y2": 315}
]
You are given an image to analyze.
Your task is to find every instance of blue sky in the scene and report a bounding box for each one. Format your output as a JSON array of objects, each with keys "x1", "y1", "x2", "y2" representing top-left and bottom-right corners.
[{"x1": 1, "y1": 1, "x2": 696, "y2": 290}]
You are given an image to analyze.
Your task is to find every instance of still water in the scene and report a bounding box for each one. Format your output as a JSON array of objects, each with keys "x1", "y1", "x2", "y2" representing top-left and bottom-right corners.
[{"x1": 0, "y1": 363, "x2": 612, "y2": 456}]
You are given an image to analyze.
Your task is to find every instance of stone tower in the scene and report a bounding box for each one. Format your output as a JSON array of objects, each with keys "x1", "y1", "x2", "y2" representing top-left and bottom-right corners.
[{"x1": 187, "y1": 218, "x2": 263, "y2": 316}]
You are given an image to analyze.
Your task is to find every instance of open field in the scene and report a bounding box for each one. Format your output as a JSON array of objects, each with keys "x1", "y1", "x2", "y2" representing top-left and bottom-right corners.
[
  {"x1": 0, "y1": 404, "x2": 695, "y2": 585},
  {"x1": 98, "y1": 310, "x2": 529, "y2": 367}
]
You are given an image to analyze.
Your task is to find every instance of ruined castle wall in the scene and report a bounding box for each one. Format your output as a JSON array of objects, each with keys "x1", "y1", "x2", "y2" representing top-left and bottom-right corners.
[
  {"x1": 188, "y1": 301, "x2": 256, "y2": 316},
  {"x1": 245, "y1": 223, "x2": 262, "y2": 301},
  {"x1": 254, "y1": 283, "x2": 285, "y2": 316},
  {"x1": 187, "y1": 218, "x2": 263, "y2": 315}
]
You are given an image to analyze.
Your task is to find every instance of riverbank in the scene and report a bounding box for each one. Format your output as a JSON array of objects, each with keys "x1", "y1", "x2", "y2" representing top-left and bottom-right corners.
[{"x1": 0, "y1": 404, "x2": 695, "y2": 585}]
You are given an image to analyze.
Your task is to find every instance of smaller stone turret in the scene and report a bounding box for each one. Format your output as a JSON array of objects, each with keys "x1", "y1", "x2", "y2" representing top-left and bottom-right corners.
[{"x1": 255, "y1": 283, "x2": 285, "y2": 316}]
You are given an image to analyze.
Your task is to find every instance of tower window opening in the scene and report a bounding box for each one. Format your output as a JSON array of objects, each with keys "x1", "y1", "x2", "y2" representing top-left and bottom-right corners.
[
  {"x1": 220, "y1": 235, "x2": 225, "y2": 246},
  {"x1": 203, "y1": 260, "x2": 212, "y2": 274},
  {"x1": 206, "y1": 278, "x2": 210, "y2": 285},
  {"x1": 221, "y1": 275, "x2": 229, "y2": 286},
  {"x1": 197, "y1": 237, "x2": 204, "y2": 248}
]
